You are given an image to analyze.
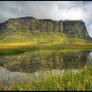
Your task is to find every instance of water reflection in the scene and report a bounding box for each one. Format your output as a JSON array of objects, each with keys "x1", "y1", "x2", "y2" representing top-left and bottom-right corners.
[
  {"x1": 0, "y1": 49, "x2": 90, "y2": 73},
  {"x1": 0, "y1": 49, "x2": 91, "y2": 86}
]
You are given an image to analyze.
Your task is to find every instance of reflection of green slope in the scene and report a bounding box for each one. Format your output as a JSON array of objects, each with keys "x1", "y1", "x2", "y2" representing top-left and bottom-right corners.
[
  {"x1": 0, "y1": 50, "x2": 88, "y2": 73},
  {"x1": 63, "y1": 51, "x2": 88, "y2": 69},
  {"x1": 0, "y1": 32, "x2": 91, "y2": 45}
]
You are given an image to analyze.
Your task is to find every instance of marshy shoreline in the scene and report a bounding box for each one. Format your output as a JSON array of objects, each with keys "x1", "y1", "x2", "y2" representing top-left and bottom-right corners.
[
  {"x1": 0, "y1": 45, "x2": 91, "y2": 91},
  {"x1": 0, "y1": 66, "x2": 92, "y2": 91}
]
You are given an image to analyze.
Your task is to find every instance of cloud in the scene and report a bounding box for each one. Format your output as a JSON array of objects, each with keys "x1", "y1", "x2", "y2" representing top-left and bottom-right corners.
[
  {"x1": 0, "y1": 1, "x2": 87, "y2": 21},
  {"x1": 0, "y1": 1, "x2": 92, "y2": 37}
]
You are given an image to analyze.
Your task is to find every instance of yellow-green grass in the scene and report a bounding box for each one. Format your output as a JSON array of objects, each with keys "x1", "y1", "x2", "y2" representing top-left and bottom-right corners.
[
  {"x1": 0, "y1": 31, "x2": 91, "y2": 51},
  {"x1": 0, "y1": 45, "x2": 92, "y2": 51},
  {"x1": 0, "y1": 66, "x2": 92, "y2": 91},
  {"x1": 0, "y1": 31, "x2": 91, "y2": 45}
]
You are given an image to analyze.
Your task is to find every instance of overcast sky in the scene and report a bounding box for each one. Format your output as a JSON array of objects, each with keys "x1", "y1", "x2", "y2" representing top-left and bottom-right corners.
[{"x1": 0, "y1": 1, "x2": 92, "y2": 37}]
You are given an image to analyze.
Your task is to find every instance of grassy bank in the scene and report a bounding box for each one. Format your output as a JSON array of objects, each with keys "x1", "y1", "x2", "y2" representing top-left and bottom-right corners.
[
  {"x1": 0, "y1": 66, "x2": 92, "y2": 91},
  {"x1": 0, "y1": 45, "x2": 92, "y2": 56},
  {"x1": 0, "y1": 32, "x2": 91, "y2": 45},
  {"x1": 0, "y1": 31, "x2": 91, "y2": 51},
  {"x1": 0, "y1": 44, "x2": 92, "y2": 50}
]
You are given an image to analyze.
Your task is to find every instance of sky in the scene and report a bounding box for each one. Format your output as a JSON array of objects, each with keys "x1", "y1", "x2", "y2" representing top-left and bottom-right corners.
[{"x1": 0, "y1": 1, "x2": 92, "y2": 37}]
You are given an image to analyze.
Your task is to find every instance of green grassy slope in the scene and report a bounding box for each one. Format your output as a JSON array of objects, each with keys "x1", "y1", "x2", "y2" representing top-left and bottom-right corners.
[{"x1": 0, "y1": 31, "x2": 91, "y2": 45}]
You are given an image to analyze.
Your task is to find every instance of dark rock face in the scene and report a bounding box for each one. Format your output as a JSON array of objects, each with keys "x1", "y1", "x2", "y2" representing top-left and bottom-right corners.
[
  {"x1": 0, "y1": 17, "x2": 91, "y2": 40},
  {"x1": 63, "y1": 20, "x2": 89, "y2": 39}
]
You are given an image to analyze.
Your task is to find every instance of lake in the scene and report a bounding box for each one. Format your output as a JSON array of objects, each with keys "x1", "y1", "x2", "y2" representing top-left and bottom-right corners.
[{"x1": 0, "y1": 48, "x2": 92, "y2": 86}]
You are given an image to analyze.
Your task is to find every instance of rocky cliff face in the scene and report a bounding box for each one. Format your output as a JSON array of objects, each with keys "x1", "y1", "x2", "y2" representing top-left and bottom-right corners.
[
  {"x1": 0, "y1": 17, "x2": 91, "y2": 40},
  {"x1": 63, "y1": 20, "x2": 89, "y2": 39}
]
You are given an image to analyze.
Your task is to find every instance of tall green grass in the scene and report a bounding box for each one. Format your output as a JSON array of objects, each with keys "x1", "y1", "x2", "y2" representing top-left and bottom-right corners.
[{"x1": 0, "y1": 66, "x2": 92, "y2": 91}]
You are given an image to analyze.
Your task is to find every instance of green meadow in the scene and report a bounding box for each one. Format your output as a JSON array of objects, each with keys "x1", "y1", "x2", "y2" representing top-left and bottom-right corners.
[{"x1": 0, "y1": 32, "x2": 91, "y2": 45}]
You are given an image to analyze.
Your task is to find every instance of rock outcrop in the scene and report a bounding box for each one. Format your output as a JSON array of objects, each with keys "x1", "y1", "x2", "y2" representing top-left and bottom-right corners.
[{"x1": 0, "y1": 16, "x2": 91, "y2": 40}]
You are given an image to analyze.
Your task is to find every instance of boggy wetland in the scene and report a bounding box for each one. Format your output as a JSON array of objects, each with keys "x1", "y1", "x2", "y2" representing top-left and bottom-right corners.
[{"x1": 0, "y1": 46, "x2": 92, "y2": 91}]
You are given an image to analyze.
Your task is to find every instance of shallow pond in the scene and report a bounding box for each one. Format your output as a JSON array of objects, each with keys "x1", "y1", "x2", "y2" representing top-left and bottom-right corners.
[{"x1": 0, "y1": 48, "x2": 92, "y2": 85}]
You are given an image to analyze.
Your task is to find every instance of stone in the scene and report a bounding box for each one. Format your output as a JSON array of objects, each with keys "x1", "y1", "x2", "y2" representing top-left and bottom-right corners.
[{"x1": 0, "y1": 16, "x2": 91, "y2": 41}]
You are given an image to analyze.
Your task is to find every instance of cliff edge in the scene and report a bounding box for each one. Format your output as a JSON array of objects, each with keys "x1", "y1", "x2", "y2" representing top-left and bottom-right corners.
[{"x1": 0, "y1": 17, "x2": 91, "y2": 45}]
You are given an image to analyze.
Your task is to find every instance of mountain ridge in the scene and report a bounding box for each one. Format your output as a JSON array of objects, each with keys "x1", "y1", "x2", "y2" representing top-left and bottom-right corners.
[{"x1": 0, "y1": 16, "x2": 91, "y2": 45}]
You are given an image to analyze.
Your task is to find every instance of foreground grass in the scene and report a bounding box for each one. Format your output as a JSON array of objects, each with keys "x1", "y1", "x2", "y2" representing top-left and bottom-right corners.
[{"x1": 0, "y1": 66, "x2": 92, "y2": 91}]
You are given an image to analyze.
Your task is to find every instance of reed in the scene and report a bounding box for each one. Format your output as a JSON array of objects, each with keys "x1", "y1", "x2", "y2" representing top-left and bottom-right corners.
[{"x1": 0, "y1": 66, "x2": 92, "y2": 91}]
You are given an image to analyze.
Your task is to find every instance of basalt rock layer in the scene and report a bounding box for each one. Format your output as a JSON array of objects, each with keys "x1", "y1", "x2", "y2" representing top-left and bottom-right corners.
[{"x1": 0, "y1": 17, "x2": 91, "y2": 41}]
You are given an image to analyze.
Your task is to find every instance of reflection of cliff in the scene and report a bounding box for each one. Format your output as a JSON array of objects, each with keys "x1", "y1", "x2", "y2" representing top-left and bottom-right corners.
[
  {"x1": 0, "y1": 17, "x2": 91, "y2": 40},
  {"x1": 0, "y1": 50, "x2": 89, "y2": 73}
]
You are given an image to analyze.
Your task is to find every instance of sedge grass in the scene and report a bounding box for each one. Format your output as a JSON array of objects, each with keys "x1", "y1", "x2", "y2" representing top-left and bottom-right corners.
[{"x1": 0, "y1": 66, "x2": 92, "y2": 91}]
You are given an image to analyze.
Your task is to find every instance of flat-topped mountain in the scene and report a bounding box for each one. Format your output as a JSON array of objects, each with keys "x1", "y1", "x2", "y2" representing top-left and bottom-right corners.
[{"x1": 0, "y1": 16, "x2": 91, "y2": 45}]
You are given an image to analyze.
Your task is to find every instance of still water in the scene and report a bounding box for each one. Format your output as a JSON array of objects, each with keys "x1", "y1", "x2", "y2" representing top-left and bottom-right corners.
[{"x1": 0, "y1": 49, "x2": 92, "y2": 85}]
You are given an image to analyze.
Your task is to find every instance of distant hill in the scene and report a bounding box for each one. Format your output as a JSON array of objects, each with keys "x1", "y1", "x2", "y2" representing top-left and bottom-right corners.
[{"x1": 0, "y1": 16, "x2": 91, "y2": 45}]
